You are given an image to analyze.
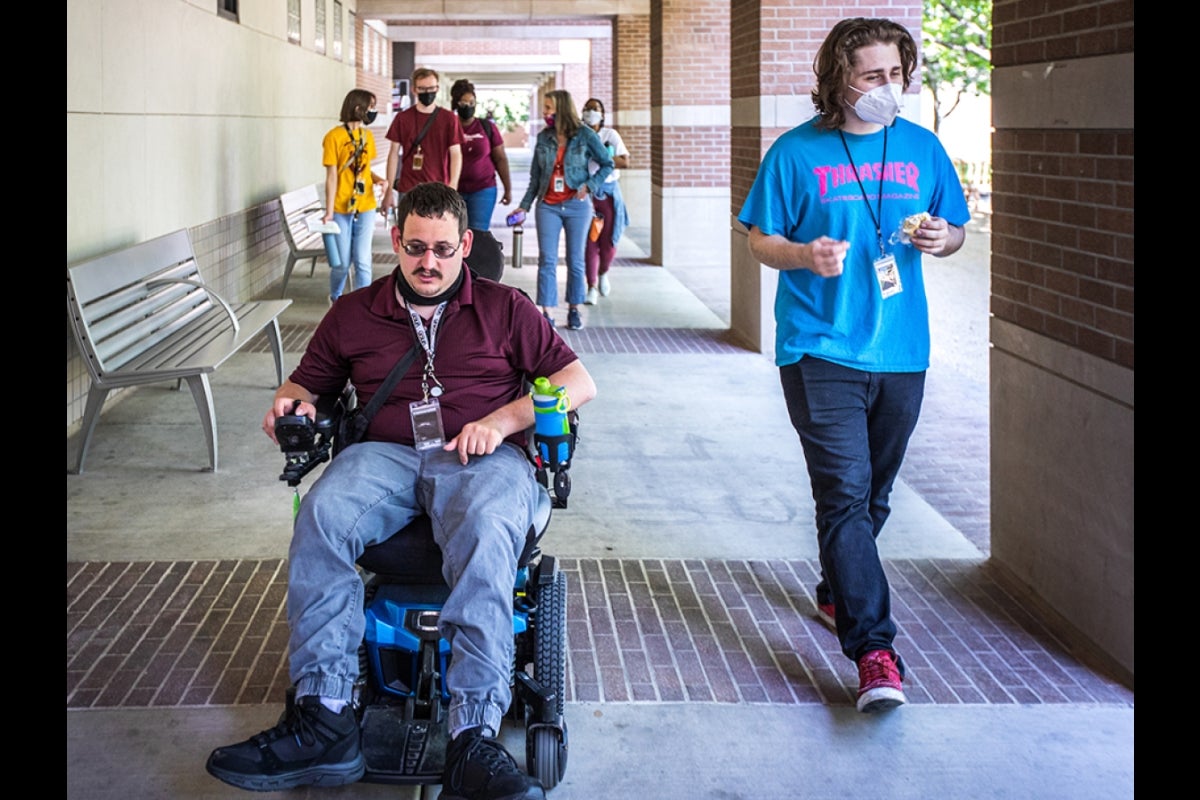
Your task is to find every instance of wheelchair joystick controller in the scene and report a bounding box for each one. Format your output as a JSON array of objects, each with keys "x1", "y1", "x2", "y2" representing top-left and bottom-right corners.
[{"x1": 275, "y1": 400, "x2": 334, "y2": 488}]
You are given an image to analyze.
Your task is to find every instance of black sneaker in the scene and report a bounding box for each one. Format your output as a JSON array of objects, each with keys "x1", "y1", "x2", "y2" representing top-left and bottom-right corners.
[
  {"x1": 206, "y1": 694, "x2": 364, "y2": 791},
  {"x1": 567, "y1": 307, "x2": 583, "y2": 330},
  {"x1": 440, "y1": 726, "x2": 545, "y2": 800}
]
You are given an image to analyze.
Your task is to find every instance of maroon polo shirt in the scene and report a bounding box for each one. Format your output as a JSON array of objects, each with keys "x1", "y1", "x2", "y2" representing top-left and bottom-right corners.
[{"x1": 289, "y1": 266, "x2": 579, "y2": 448}]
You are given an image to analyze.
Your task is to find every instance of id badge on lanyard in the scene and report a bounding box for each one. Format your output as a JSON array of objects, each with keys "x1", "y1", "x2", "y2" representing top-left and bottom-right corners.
[{"x1": 874, "y1": 254, "x2": 902, "y2": 298}]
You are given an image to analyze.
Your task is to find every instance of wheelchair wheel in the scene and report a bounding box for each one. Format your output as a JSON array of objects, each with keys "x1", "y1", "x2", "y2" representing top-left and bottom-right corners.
[
  {"x1": 529, "y1": 723, "x2": 568, "y2": 789},
  {"x1": 526, "y1": 569, "x2": 568, "y2": 787}
]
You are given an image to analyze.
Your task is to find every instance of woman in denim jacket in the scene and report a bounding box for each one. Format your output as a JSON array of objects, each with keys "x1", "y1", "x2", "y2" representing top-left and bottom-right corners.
[{"x1": 517, "y1": 90, "x2": 614, "y2": 330}]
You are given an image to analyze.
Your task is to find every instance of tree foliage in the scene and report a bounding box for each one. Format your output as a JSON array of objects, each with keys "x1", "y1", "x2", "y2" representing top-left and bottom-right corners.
[{"x1": 921, "y1": 0, "x2": 992, "y2": 134}]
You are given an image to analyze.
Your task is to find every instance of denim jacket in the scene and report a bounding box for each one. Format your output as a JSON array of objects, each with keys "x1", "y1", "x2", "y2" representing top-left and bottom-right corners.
[{"x1": 519, "y1": 125, "x2": 614, "y2": 211}]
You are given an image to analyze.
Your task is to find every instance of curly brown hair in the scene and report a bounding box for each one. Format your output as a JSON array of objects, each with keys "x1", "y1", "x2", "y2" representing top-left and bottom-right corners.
[
  {"x1": 811, "y1": 18, "x2": 917, "y2": 131},
  {"x1": 450, "y1": 78, "x2": 475, "y2": 108}
]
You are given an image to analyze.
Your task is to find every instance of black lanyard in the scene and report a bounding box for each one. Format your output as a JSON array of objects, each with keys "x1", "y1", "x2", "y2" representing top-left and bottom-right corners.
[
  {"x1": 343, "y1": 125, "x2": 364, "y2": 175},
  {"x1": 838, "y1": 127, "x2": 888, "y2": 257}
]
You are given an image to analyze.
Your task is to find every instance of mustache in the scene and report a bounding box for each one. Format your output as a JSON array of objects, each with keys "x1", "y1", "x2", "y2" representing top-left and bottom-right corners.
[{"x1": 409, "y1": 266, "x2": 444, "y2": 279}]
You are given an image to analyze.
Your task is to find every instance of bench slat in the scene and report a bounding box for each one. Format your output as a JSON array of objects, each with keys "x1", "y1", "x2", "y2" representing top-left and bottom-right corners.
[{"x1": 118, "y1": 303, "x2": 277, "y2": 375}]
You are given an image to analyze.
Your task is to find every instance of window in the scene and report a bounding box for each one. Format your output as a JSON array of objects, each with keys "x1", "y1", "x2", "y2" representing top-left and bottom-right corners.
[
  {"x1": 333, "y1": 2, "x2": 344, "y2": 61},
  {"x1": 345, "y1": 8, "x2": 355, "y2": 67},
  {"x1": 217, "y1": 0, "x2": 238, "y2": 23},
  {"x1": 287, "y1": 0, "x2": 300, "y2": 45},
  {"x1": 315, "y1": 0, "x2": 326, "y2": 55}
]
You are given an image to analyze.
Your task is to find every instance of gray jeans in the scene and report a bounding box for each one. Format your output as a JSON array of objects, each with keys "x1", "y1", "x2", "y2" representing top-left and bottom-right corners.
[{"x1": 287, "y1": 440, "x2": 538, "y2": 737}]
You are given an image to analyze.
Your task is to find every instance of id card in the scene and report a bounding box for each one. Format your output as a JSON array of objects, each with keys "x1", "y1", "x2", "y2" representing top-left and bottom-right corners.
[
  {"x1": 874, "y1": 254, "x2": 902, "y2": 298},
  {"x1": 410, "y1": 398, "x2": 445, "y2": 450},
  {"x1": 412, "y1": 149, "x2": 424, "y2": 171},
  {"x1": 554, "y1": 176, "x2": 565, "y2": 193}
]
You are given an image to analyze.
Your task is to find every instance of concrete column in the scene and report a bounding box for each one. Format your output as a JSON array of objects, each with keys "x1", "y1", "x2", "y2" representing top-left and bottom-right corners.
[{"x1": 650, "y1": 0, "x2": 729, "y2": 267}]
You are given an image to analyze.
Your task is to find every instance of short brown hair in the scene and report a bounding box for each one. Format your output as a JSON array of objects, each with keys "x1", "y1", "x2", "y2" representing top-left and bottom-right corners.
[
  {"x1": 338, "y1": 89, "x2": 376, "y2": 124},
  {"x1": 395, "y1": 182, "x2": 469, "y2": 239},
  {"x1": 411, "y1": 67, "x2": 440, "y2": 87}
]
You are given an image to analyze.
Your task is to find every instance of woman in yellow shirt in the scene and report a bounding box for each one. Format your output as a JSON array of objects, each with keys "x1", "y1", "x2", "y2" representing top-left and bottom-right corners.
[{"x1": 321, "y1": 89, "x2": 386, "y2": 303}]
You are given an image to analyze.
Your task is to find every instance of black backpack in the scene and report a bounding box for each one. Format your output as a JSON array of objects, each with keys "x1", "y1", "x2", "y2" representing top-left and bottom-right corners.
[{"x1": 465, "y1": 228, "x2": 504, "y2": 282}]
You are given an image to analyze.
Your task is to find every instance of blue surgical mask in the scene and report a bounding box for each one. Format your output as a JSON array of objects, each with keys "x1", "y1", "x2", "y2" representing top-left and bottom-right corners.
[{"x1": 848, "y1": 82, "x2": 903, "y2": 126}]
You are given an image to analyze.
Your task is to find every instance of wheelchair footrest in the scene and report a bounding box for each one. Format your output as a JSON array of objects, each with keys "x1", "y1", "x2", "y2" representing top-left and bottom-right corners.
[{"x1": 359, "y1": 707, "x2": 450, "y2": 785}]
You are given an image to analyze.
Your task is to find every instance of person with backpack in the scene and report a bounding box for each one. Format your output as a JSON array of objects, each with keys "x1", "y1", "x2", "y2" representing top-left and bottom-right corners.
[
  {"x1": 451, "y1": 78, "x2": 513, "y2": 231},
  {"x1": 381, "y1": 68, "x2": 465, "y2": 216}
]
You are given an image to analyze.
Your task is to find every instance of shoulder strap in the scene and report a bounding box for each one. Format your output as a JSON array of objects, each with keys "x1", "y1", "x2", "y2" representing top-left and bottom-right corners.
[
  {"x1": 411, "y1": 106, "x2": 440, "y2": 150},
  {"x1": 358, "y1": 344, "x2": 419, "y2": 425}
]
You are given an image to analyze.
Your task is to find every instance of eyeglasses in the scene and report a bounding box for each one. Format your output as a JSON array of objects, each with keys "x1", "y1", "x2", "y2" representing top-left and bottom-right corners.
[
  {"x1": 401, "y1": 240, "x2": 461, "y2": 259},
  {"x1": 415, "y1": 85, "x2": 439, "y2": 93}
]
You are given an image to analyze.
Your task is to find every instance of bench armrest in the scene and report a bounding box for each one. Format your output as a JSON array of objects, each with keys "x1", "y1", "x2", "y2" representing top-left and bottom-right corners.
[{"x1": 145, "y1": 278, "x2": 240, "y2": 335}]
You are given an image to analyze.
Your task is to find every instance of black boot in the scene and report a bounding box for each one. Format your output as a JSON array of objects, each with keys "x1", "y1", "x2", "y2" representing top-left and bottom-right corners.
[
  {"x1": 440, "y1": 726, "x2": 545, "y2": 800},
  {"x1": 206, "y1": 695, "x2": 364, "y2": 791}
]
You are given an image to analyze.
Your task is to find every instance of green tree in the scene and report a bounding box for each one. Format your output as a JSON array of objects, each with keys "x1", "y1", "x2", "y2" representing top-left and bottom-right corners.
[{"x1": 921, "y1": 0, "x2": 992, "y2": 134}]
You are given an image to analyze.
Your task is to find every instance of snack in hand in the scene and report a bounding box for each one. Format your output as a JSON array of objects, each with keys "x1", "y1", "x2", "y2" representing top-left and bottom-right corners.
[{"x1": 902, "y1": 212, "x2": 931, "y2": 236}]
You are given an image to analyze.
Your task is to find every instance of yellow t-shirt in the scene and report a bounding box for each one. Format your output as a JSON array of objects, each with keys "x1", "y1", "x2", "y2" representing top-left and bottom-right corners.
[{"x1": 321, "y1": 124, "x2": 377, "y2": 214}]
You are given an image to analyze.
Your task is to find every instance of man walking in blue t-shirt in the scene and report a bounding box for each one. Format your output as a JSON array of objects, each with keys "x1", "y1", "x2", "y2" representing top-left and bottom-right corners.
[{"x1": 738, "y1": 17, "x2": 970, "y2": 714}]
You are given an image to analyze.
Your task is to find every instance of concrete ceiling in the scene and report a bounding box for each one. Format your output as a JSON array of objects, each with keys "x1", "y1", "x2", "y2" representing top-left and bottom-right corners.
[{"x1": 357, "y1": 1, "x2": 649, "y2": 91}]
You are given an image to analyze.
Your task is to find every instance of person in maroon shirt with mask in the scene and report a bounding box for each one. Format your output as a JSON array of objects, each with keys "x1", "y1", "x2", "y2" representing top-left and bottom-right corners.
[
  {"x1": 206, "y1": 182, "x2": 596, "y2": 800},
  {"x1": 381, "y1": 67, "x2": 465, "y2": 215}
]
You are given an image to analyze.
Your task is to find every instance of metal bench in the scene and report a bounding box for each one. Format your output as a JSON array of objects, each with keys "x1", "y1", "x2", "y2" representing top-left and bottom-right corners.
[
  {"x1": 66, "y1": 229, "x2": 292, "y2": 474},
  {"x1": 278, "y1": 184, "x2": 330, "y2": 298}
]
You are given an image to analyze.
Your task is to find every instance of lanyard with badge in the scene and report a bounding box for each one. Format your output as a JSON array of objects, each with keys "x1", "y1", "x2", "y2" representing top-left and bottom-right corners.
[
  {"x1": 839, "y1": 128, "x2": 902, "y2": 298},
  {"x1": 405, "y1": 301, "x2": 448, "y2": 450},
  {"x1": 343, "y1": 125, "x2": 368, "y2": 215}
]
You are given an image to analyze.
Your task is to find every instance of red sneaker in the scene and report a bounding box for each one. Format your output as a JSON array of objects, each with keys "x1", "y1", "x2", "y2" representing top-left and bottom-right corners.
[
  {"x1": 856, "y1": 649, "x2": 907, "y2": 713},
  {"x1": 815, "y1": 601, "x2": 836, "y2": 632}
]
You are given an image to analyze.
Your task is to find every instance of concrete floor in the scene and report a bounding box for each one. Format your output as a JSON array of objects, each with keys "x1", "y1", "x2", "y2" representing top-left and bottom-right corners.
[{"x1": 67, "y1": 158, "x2": 1132, "y2": 799}]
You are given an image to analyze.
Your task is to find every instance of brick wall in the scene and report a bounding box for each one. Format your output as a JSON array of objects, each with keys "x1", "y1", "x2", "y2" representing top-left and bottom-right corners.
[
  {"x1": 589, "y1": 27, "x2": 614, "y2": 109},
  {"x1": 651, "y1": 0, "x2": 730, "y2": 187},
  {"x1": 355, "y1": 19, "x2": 391, "y2": 112},
  {"x1": 991, "y1": 0, "x2": 1134, "y2": 368},
  {"x1": 729, "y1": 2, "x2": 923, "y2": 209},
  {"x1": 614, "y1": 14, "x2": 650, "y2": 166}
]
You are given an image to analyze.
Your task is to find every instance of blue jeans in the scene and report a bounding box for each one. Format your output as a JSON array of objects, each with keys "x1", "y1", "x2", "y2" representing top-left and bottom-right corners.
[
  {"x1": 779, "y1": 356, "x2": 924, "y2": 669},
  {"x1": 461, "y1": 186, "x2": 498, "y2": 232},
  {"x1": 534, "y1": 196, "x2": 592, "y2": 308},
  {"x1": 287, "y1": 440, "x2": 539, "y2": 738},
  {"x1": 330, "y1": 210, "x2": 375, "y2": 300}
]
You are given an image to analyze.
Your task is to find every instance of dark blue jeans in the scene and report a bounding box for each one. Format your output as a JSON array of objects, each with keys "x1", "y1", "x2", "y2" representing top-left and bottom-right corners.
[{"x1": 779, "y1": 356, "x2": 924, "y2": 668}]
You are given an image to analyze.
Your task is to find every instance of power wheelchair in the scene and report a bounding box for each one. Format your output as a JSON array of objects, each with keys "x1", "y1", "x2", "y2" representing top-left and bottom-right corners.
[{"x1": 274, "y1": 385, "x2": 577, "y2": 790}]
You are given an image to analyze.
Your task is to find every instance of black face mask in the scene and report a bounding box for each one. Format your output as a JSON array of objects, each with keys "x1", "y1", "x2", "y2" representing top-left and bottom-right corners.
[
  {"x1": 417, "y1": 91, "x2": 437, "y2": 107},
  {"x1": 364, "y1": 110, "x2": 378, "y2": 125},
  {"x1": 456, "y1": 104, "x2": 475, "y2": 121},
  {"x1": 395, "y1": 264, "x2": 465, "y2": 306}
]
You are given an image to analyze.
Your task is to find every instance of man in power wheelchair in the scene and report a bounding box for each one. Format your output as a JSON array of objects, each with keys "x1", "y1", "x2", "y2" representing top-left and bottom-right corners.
[{"x1": 206, "y1": 182, "x2": 597, "y2": 800}]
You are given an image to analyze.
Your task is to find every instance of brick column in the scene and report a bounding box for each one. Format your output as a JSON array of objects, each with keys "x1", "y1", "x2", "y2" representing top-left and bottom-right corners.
[
  {"x1": 613, "y1": 14, "x2": 650, "y2": 246},
  {"x1": 650, "y1": 0, "x2": 729, "y2": 266},
  {"x1": 988, "y1": 0, "x2": 1134, "y2": 681}
]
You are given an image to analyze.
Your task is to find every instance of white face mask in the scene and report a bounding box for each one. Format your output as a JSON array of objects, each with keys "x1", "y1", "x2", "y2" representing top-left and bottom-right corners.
[
  {"x1": 581, "y1": 110, "x2": 602, "y2": 126},
  {"x1": 847, "y1": 82, "x2": 903, "y2": 126}
]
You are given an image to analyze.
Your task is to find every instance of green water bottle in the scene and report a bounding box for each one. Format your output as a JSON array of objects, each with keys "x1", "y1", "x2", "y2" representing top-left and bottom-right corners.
[{"x1": 531, "y1": 377, "x2": 571, "y2": 466}]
